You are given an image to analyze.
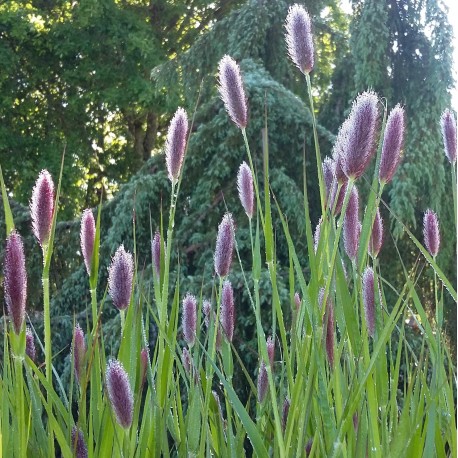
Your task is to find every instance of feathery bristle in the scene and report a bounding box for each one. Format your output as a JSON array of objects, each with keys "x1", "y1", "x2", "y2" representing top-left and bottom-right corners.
[
  {"x1": 362, "y1": 267, "x2": 375, "y2": 337},
  {"x1": 214, "y1": 213, "x2": 235, "y2": 278},
  {"x1": 423, "y1": 209, "x2": 440, "y2": 257},
  {"x1": 441, "y1": 108, "x2": 457, "y2": 164},
  {"x1": 80, "y1": 209, "x2": 96, "y2": 276},
  {"x1": 26, "y1": 327, "x2": 36, "y2": 361},
  {"x1": 165, "y1": 107, "x2": 189, "y2": 183},
  {"x1": 72, "y1": 323, "x2": 86, "y2": 383},
  {"x1": 182, "y1": 293, "x2": 197, "y2": 347},
  {"x1": 30, "y1": 170, "x2": 54, "y2": 247},
  {"x1": 108, "y1": 244, "x2": 134, "y2": 311},
  {"x1": 343, "y1": 186, "x2": 360, "y2": 261},
  {"x1": 237, "y1": 161, "x2": 254, "y2": 218},
  {"x1": 220, "y1": 280, "x2": 235, "y2": 342},
  {"x1": 71, "y1": 426, "x2": 88, "y2": 458}
]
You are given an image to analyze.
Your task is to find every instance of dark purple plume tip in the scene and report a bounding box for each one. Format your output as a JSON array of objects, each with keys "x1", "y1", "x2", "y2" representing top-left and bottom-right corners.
[
  {"x1": 281, "y1": 397, "x2": 290, "y2": 433},
  {"x1": 339, "y1": 92, "x2": 379, "y2": 180},
  {"x1": 4, "y1": 230, "x2": 27, "y2": 335},
  {"x1": 319, "y1": 288, "x2": 335, "y2": 367},
  {"x1": 182, "y1": 347, "x2": 192, "y2": 374},
  {"x1": 343, "y1": 186, "x2": 361, "y2": 261},
  {"x1": 369, "y1": 207, "x2": 383, "y2": 257},
  {"x1": 266, "y1": 335, "x2": 275, "y2": 368},
  {"x1": 220, "y1": 280, "x2": 235, "y2": 342},
  {"x1": 441, "y1": 109, "x2": 457, "y2": 164},
  {"x1": 80, "y1": 209, "x2": 96, "y2": 276},
  {"x1": 108, "y1": 244, "x2": 134, "y2": 311},
  {"x1": 203, "y1": 300, "x2": 222, "y2": 351},
  {"x1": 313, "y1": 217, "x2": 322, "y2": 254},
  {"x1": 72, "y1": 323, "x2": 86, "y2": 383},
  {"x1": 214, "y1": 213, "x2": 235, "y2": 278},
  {"x1": 182, "y1": 293, "x2": 197, "y2": 347},
  {"x1": 362, "y1": 267, "x2": 375, "y2": 337},
  {"x1": 423, "y1": 209, "x2": 440, "y2": 257},
  {"x1": 379, "y1": 104, "x2": 405, "y2": 184},
  {"x1": 140, "y1": 348, "x2": 149, "y2": 387},
  {"x1": 106, "y1": 359, "x2": 134, "y2": 429},
  {"x1": 237, "y1": 162, "x2": 254, "y2": 218},
  {"x1": 30, "y1": 170, "x2": 55, "y2": 247},
  {"x1": 151, "y1": 231, "x2": 163, "y2": 279},
  {"x1": 71, "y1": 426, "x2": 88, "y2": 458},
  {"x1": 26, "y1": 327, "x2": 36, "y2": 361},
  {"x1": 166, "y1": 107, "x2": 189, "y2": 183},
  {"x1": 285, "y1": 4, "x2": 314, "y2": 75},
  {"x1": 218, "y1": 55, "x2": 248, "y2": 129},
  {"x1": 257, "y1": 361, "x2": 269, "y2": 403}
]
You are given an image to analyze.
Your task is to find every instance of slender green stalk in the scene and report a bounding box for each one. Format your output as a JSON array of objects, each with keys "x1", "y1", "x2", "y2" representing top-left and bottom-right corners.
[
  {"x1": 451, "y1": 166, "x2": 457, "y2": 229},
  {"x1": 14, "y1": 357, "x2": 25, "y2": 457}
]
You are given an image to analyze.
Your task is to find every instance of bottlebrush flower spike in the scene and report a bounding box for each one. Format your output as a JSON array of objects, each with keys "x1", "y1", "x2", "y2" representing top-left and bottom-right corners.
[
  {"x1": 214, "y1": 213, "x2": 235, "y2": 278},
  {"x1": 257, "y1": 361, "x2": 268, "y2": 403},
  {"x1": 340, "y1": 92, "x2": 379, "y2": 180},
  {"x1": 322, "y1": 157, "x2": 336, "y2": 209},
  {"x1": 140, "y1": 348, "x2": 149, "y2": 387},
  {"x1": 237, "y1": 161, "x2": 254, "y2": 218},
  {"x1": 151, "y1": 231, "x2": 163, "y2": 279},
  {"x1": 165, "y1": 107, "x2": 189, "y2": 184},
  {"x1": 441, "y1": 109, "x2": 457, "y2": 164},
  {"x1": 369, "y1": 207, "x2": 383, "y2": 257},
  {"x1": 362, "y1": 267, "x2": 375, "y2": 337},
  {"x1": 108, "y1": 244, "x2": 134, "y2": 311},
  {"x1": 319, "y1": 287, "x2": 334, "y2": 367},
  {"x1": 285, "y1": 4, "x2": 314, "y2": 75},
  {"x1": 379, "y1": 105, "x2": 405, "y2": 183},
  {"x1": 294, "y1": 292, "x2": 301, "y2": 311},
  {"x1": 220, "y1": 280, "x2": 235, "y2": 342},
  {"x1": 30, "y1": 170, "x2": 54, "y2": 247},
  {"x1": 218, "y1": 55, "x2": 248, "y2": 129},
  {"x1": 26, "y1": 327, "x2": 36, "y2": 361},
  {"x1": 313, "y1": 217, "x2": 322, "y2": 253},
  {"x1": 343, "y1": 186, "x2": 360, "y2": 261},
  {"x1": 106, "y1": 359, "x2": 134, "y2": 429},
  {"x1": 182, "y1": 293, "x2": 197, "y2": 347},
  {"x1": 4, "y1": 230, "x2": 27, "y2": 334},
  {"x1": 71, "y1": 426, "x2": 88, "y2": 458},
  {"x1": 72, "y1": 323, "x2": 86, "y2": 383},
  {"x1": 266, "y1": 335, "x2": 275, "y2": 368},
  {"x1": 182, "y1": 347, "x2": 192, "y2": 374},
  {"x1": 423, "y1": 209, "x2": 440, "y2": 257},
  {"x1": 282, "y1": 397, "x2": 290, "y2": 433},
  {"x1": 203, "y1": 300, "x2": 222, "y2": 351},
  {"x1": 80, "y1": 209, "x2": 95, "y2": 276}
]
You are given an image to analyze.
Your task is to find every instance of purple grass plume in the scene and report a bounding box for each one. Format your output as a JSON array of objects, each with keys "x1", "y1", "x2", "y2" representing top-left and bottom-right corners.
[
  {"x1": 182, "y1": 293, "x2": 197, "y2": 347},
  {"x1": 151, "y1": 231, "x2": 163, "y2": 279},
  {"x1": 369, "y1": 207, "x2": 383, "y2": 257},
  {"x1": 338, "y1": 92, "x2": 379, "y2": 180},
  {"x1": 218, "y1": 55, "x2": 248, "y2": 129},
  {"x1": 423, "y1": 209, "x2": 440, "y2": 257},
  {"x1": 285, "y1": 4, "x2": 314, "y2": 75},
  {"x1": 257, "y1": 361, "x2": 269, "y2": 403},
  {"x1": 4, "y1": 230, "x2": 27, "y2": 334},
  {"x1": 362, "y1": 267, "x2": 376, "y2": 337},
  {"x1": 282, "y1": 397, "x2": 290, "y2": 433},
  {"x1": 441, "y1": 109, "x2": 457, "y2": 164},
  {"x1": 237, "y1": 162, "x2": 254, "y2": 218},
  {"x1": 319, "y1": 288, "x2": 335, "y2": 367},
  {"x1": 108, "y1": 244, "x2": 134, "y2": 311},
  {"x1": 379, "y1": 105, "x2": 405, "y2": 184},
  {"x1": 214, "y1": 213, "x2": 235, "y2": 278},
  {"x1": 323, "y1": 157, "x2": 335, "y2": 206},
  {"x1": 203, "y1": 300, "x2": 222, "y2": 351},
  {"x1": 182, "y1": 347, "x2": 192, "y2": 374},
  {"x1": 294, "y1": 292, "x2": 301, "y2": 311},
  {"x1": 343, "y1": 186, "x2": 361, "y2": 261},
  {"x1": 140, "y1": 348, "x2": 149, "y2": 387},
  {"x1": 165, "y1": 107, "x2": 189, "y2": 184},
  {"x1": 106, "y1": 359, "x2": 134, "y2": 429},
  {"x1": 72, "y1": 323, "x2": 86, "y2": 383},
  {"x1": 220, "y1": 280, "x2": 235, "y2": 342},
  {"x1": 267, "y1": 335, "x2": 275, "y2": 368},
  {"x1": 71, "y1": 426, "x2": 88, "y2": 458},
  {"x1": 31, "y1": 170, "x2": 55, "y2": 247},
  {"x1": 80, "y1": 209, "x2": 95, "y2": 276},
  {"x1": 26, "y1": 327, "x2": 36, "y2": 361},
  {"x1": 313, "y1": 217, "x2": 322, "y2": 254}
]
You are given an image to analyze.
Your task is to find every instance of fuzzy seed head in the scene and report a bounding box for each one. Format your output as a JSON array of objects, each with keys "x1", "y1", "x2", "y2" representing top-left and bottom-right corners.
[
  {"x1": 214, "y1": 213, "x2": 235, "y2": 278},
  {"x1": 322, "y1": 157, "x2": 336, "y2": 209},
  {"x1": 362, "y1": 267, "x2": 375, "y2": 337},
  {"x1": 257, "y1": 361, "x2": 269, "y2": 403},
  {"x1": 165, "y1": 108, "x2": 189, "y2": 183},
  {"x1": 151, "y1": 231, "x2": 163, "y2": 279},
  {"x1": 313, "y1": 217, "x2": 322, "y2": 254},
  {"x1": 319, "y1": 287, "x2": 335, "y2": 366},
  {"x1": 441, "y1": 109, "x2": 457, "y2": 164},
  {"x1": 108, "y1": 244, "x2": 134, "y2": 311},
  {"x1": 30, "y1": 170, "x2": 54, "y2": 247},
  {"x1": 285, "y1": 4, "x2": 314, "y2": 74},
  {"x1": 266, "y1": 335, "x2": 275, "y2": 368},
  {"x1": 379, "y1": 105, "x2": 405, "y2": 183},
  {"x1": 203, "y1": 300, "x2": 222, "y2": 351},
  {"x1": 220, "y1": 280, "x2": 235, "y2": 342},
  {"x1": 140, "y1": 348, "x2": 149, "y2": 386},
  {"x1": 218, "y1": 55, "x2": 248, "y2": 129},
  {"x1": 343, "y1": 186, "x2": 360, "y2": 260},
  {"x1": 106, "y1": 359, "x2": 134, "y2": 429},
  {"x1": 339, "y1": 92, "x2": 379, "y2": 180},
  {"x1": 182, "y1": 293, "x2": 197, "y2": 347},
  {"x1": 4, "y1": 230, "x2": 27, "y2": 334},
  {"x1": 369, "y1": 208, "x2": 383, "y2": 257},
  {"x1": 237, "y1": 162, "x2": 254, "y2": 218},
  {"x1": 71, "y1": 426, "x2": 88, "y2": 458},
  {"x1": 182, "y1": 347, "x2": 192, "y2": 374},
  {"x1": 282, "y1": 397, "x2": 290, "y2": 433},
  {"x1": 26, "y1": 327, "x2": 36, "y2": 361},
  {"x1": 72, "y1": 323, "x2": 86, "y2": 383},
  {"x1": 80, "y1": 209, "x2": 96, "y2": 276},
  {"x1": 423, "y1": 209, "x2": 440, "y2": 257},
  {"x1": 294, "y1": 292, "x2": 301, "y2": 310}
]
